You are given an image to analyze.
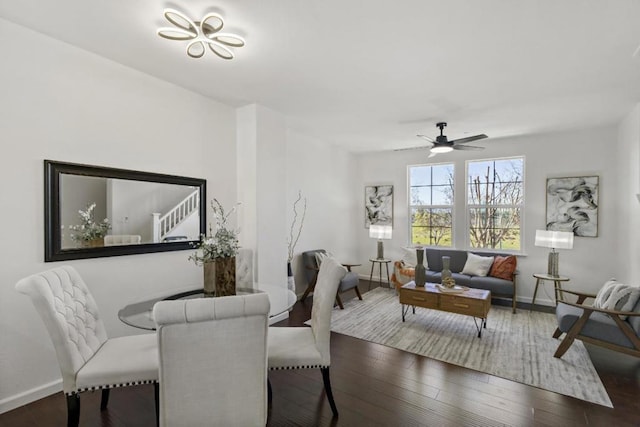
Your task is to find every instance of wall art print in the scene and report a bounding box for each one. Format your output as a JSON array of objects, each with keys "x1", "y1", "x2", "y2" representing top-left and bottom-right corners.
[
  {"x1": 365, "y1": 185, "x2": 393, "y2": 228},
  {"x1": 546, "y1": 176, "x2": 598, "y2": 237}
]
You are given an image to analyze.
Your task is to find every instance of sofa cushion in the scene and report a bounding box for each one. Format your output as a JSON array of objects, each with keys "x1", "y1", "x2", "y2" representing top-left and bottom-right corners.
[
  {"x1": 401, "y1": 247, "x2": 425, "y2": 268},
  {"x1": 436, "y1": 249, "x2": 468, "y2": 273},
  {"x1": 461, "y1": 253, "x2": 494, "y2": 277},
  {"x1": 489, "y1": 255, "x2": 517, "y2": 280},
  {"x1": 425, "y1": 249, "x2": 443, "y2": 272},
  {"x1": 593, "y1": 279, "x2": 640, "y2": 320},
  {"x1": 629, "y1": 297, "x2": 640, "y2": 336},
  {"x1": 556, "y1": 302, "x2": 637, "y2": 349},
  {"x1": 468, "y1": 276, "x2": 513, "y2": 296},
  {"x1": 338, "y1": 271, "x2": 360, "y2": 292}
]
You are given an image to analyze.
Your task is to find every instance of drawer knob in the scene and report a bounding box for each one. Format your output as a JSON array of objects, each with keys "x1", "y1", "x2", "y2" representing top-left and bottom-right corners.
[{"x1": 454, "y1": 303, "x2": 469, "y2": 308}]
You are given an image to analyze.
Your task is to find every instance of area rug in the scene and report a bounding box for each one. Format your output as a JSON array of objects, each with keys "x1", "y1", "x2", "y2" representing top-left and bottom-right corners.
[{"x1": 328, "y1": 287, "x2": 613, "y2": 407}]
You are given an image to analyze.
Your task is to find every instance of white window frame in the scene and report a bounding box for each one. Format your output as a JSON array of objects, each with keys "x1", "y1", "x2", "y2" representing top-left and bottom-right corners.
[
  {"x1": 465, "y1": 156, "x2": 525, "y2": 253},
  {"x1": 407, "y1": 162, "x2": 455, "y2": 248}
]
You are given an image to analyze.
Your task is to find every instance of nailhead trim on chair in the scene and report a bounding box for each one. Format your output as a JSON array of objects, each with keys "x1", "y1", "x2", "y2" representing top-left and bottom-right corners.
[
  {"x1": 69, "y1": 380, "x2": 158, "y2": 395},
  {"x1": 269, "y1": 364, "x2": 328, "y2": 371}
]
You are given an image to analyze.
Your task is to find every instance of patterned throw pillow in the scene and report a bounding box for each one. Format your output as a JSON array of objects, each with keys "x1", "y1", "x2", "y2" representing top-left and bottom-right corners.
[
  {"x1": 489, "y1": 255, "x2": 517, "y2": 281},
  {"x1": 401, "y1": 247, "x2": 426, "y2": 269},
  {"x1": 461, "y1": 253, "x2": 494, "y2": 277},
  {"x1": 593, "y1": 279, "x2": 640, "y2": 320}
]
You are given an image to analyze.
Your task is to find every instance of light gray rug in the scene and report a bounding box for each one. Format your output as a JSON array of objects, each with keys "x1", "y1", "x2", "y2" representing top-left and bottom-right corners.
[{"x1": 328, "y1": 287, "x2": 612, "y2": 408}]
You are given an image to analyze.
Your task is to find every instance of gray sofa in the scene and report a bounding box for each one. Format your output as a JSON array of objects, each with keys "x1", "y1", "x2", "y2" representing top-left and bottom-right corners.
[{"x1": 399, "y1": 248, "x2": 518, "y2": 313}]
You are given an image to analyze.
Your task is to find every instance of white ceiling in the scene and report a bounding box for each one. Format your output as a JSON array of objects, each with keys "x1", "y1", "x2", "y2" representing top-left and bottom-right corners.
[{"x1": 2, "y1": 0, "x2": 640, "y2": 152}]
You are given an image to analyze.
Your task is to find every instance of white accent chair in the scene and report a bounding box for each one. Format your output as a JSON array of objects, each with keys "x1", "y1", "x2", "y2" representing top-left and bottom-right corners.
[
  {"x1": 236, "y1": 247, "x2": 255, "y2": 289},
  {"x1": 267, "y1": 256, "x2": 346, "y2": 417},
  {"x1": 103, "y1": 234, "x2": 142, "y2": 246},
  {"x1": 14, "y1": 265, "x2": 159, "y2": 427},
  {"x1": 154, "y1": 293, "x2": 270, "y2": 427}
]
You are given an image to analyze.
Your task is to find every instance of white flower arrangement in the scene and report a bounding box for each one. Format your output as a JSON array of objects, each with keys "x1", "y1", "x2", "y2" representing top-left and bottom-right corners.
[
  {"x1": 189, "y1": 199, "x2": 240, "y2": 265},
  {"x1": 69, "y1": 203, "x2": 111, "y2": 243}
]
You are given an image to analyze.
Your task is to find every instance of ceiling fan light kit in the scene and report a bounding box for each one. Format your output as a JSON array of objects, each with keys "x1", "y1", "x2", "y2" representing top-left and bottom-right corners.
[
  {"x1": 157, "y1": 8, "x2": 245, "y2": 59},
  {"x1": 417, "y1": 122, "x2": 489, "y2": 157}
]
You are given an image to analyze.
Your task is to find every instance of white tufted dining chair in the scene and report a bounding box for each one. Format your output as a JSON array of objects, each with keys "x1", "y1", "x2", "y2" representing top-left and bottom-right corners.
[
  {"x1": 267, "y1": 256, "x2": 346, "y2": 417},
  {"x1": 15, "y1": 265, "x2": 159, "y2": 427},
  {"x1": 154, "y1": 293, "x2": 270, "y2": 427},
  {"x1": 236, "y1": 247, "x2": 255, "y2": 289}
]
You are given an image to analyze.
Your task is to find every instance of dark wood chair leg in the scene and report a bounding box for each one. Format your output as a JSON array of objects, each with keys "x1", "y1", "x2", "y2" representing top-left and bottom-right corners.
[
  {"x1": 100, "y1": 388, "x2": 110, "y2": 411},
  {"x1": 300, "y1": 284, "x2": 315, "y2": 302},
  {"x1": 66, "y1": 394, "x2": 80, "y2": 427},
  {"x1": 554, "y1": 310, "x2": 592, "y2": 358},
  {"x1": 552, "y1": 328, "x2": 563, "y2": 339},
  {"x1": 267, "y1": 378, "x2": 272, "y2": 406},
  {"x1": 154, "y1": 382, "x2": 159, "y2": 427},
  {"x1": 335, "y1": 294, "x2": 344, "y2": 309},
  {"x1": 354, "y1": 286, "x2": 363, "y2": 300},
  {"x1": 320, "y1": 367, "x2": 339, "y2": 417}
]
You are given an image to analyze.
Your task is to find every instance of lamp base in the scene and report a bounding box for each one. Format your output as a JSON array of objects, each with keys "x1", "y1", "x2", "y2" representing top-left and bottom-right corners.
[
  {"x1": 377, "y1": 241, "x2": 384, "y2": 259},
  {"x1": 547, "y1": 251, "x2": 559, "y2": 277}
]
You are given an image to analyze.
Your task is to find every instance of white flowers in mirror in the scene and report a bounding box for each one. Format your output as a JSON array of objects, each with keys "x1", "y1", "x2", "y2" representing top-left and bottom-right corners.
[
  {"x1": 189, "y1": 199, "x2": 240, "y2": 265},
  {"x1": 68, "y1": 203, "x2": 111, "y2": 245}
]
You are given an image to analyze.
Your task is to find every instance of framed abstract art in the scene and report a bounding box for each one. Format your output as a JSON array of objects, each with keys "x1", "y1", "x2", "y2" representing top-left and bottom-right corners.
[
  {"x1": 546, "y1": 176, "x2": 598, "y2": 237},
  {"x1": 365, "y1": 185, "x2": 393, "y2": 228}
]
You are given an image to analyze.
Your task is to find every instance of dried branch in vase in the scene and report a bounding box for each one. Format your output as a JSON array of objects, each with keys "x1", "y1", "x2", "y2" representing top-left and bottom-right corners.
[{"x1": 287, "y1": 191, "x2": 307, "y2": 262}]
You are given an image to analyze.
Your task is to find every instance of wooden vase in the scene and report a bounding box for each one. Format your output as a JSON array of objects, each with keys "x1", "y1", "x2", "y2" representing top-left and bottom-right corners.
[{"x1": 204, "y1": 257, "x2": 236, "y2": 297}]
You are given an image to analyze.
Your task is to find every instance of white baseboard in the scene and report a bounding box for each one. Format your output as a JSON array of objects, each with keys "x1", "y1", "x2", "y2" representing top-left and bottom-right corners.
[{"x1": 0, "y1": 379, "x2": 62, "y2": 414}]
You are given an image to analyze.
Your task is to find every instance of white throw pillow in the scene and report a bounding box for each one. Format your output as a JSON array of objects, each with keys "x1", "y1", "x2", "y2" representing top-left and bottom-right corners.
[
  {"x1": 593, "y1": 279, "x2": 640, "y2": 319},
  {"x1": 401, "y1": 247, "x2": 426, "y2": 268},
  {"x1": 461, "y1": 253, "x2": 494, "y2": 277}
]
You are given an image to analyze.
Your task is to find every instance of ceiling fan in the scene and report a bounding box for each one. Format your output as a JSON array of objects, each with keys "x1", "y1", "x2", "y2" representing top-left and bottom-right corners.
[{"x1": 416, "y1": 122, "x2": 488, "y2": 157}]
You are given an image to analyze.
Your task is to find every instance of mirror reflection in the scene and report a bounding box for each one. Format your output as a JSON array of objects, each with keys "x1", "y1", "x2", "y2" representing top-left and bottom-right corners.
[
  {"x1": 60, "y1": 175, "x2": 201, "y2": 249},
  {"x1": 45, "y1": 160, "x2": 206, "y2": 262}
]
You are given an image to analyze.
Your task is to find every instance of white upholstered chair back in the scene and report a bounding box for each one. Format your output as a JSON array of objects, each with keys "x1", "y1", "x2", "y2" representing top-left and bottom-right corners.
[
  {"x1": 104, "y1": 234, "x2": 142, "y2": 246},
  {"x1": 14, "y1": 265, "x2": 108, "y2": 393},
  {"x1": 236, "y1": 247, "x2": 255, "y2": 288},
  {"x1": 310, "y1": 256, "x2": 346, "y2": 366},
  {"x1": 154, "y1": 292, "x2": 270, "y2": 427}
]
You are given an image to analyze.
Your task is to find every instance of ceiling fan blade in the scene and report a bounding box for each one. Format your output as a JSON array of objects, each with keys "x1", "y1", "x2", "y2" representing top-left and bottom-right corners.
[
  {"x1": 452, "y1": 145, "x2": 484, "y2": 151},
  {"x1": 450, "y1": 134, "x2": 488, "y2": 144},
  {"x1": 428, "y1": 151, "x2": 437, "y2": 158},
  {"x1": 417, "y1": 134, "x2": 435, "y2": 143},
  {"x1": 394, "y1": 145, "x2": 431, "y2": 152}
]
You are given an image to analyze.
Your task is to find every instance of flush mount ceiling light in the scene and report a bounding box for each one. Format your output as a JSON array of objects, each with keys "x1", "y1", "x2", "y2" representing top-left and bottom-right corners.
[{"x1": 157, "y1": 8, "x2": 245, "y2": 59}]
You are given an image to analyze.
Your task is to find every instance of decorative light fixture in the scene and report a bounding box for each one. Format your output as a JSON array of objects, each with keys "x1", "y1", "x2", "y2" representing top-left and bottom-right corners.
[
  {"x1": 369, "y1": 224, "x2": 393, "y2": 259},
  {"x1": 534, "y1": 230, "x2": 574, "y2": 277},
  {"x1": 157, "y1": 8, "x2": 245, "y2": 59}
]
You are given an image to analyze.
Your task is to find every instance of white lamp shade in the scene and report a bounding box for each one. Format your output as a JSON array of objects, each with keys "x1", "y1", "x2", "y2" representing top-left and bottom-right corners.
[
  {"x1": 534, "y1": 229, "x2": 574, "y2": 250},
  {"x1": 369, "y1": 224, "x2": 393, "y2": 240}
]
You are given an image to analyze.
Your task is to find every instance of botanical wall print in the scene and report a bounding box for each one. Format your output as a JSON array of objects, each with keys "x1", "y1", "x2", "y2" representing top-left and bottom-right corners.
[
  {"x1": 546, "y1": 176, "x2": 599, "y2": 237},
  {"x1": 365, "y1": 185, "x2": 393, "y2": 228}
]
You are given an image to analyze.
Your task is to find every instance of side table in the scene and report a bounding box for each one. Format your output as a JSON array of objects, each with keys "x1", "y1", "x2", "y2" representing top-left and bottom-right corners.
[
  {"x1": 369, "y1": 258, "x2": 391, "y2": 290},
  {"x1": 531, "y1": 273, "x2": 570, "y2": 310}
]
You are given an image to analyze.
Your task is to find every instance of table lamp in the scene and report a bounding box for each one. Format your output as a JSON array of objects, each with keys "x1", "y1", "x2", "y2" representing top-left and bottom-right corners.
[
  {"x1": 534, "y1": 230, "x2": 574, "y2": 277},
  {"x1": 369, "y1": 224, "x2": 392, "y2": 259}
]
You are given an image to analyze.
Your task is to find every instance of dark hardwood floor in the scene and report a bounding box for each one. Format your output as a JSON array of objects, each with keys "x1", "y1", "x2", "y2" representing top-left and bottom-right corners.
[{"x1": 2, "y1": 282, "x2": 639, "y2": 426}]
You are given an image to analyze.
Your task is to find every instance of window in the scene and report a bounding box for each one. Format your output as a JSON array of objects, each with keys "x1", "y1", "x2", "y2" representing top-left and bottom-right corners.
[
  {"x1": 409, "y1": 163, "x2": 454, "y2": 246},
  {"x1": 467, "y1": 157, "x2": 524, "y2": 251}
]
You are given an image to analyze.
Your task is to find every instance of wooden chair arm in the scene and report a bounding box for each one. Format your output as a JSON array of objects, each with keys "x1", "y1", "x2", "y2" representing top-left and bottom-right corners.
[
  {"x1": 557, "y1": 299, "x2": 640, "y2": 317},
  {"x1": 305, "y1": 265, "x2": 320, "y2": 272},
  {"x1": 555, "y1": 288, "x2": 597, "y2": 300}
]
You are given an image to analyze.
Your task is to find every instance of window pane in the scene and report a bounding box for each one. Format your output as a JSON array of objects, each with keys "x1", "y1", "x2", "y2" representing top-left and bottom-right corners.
[
  {"x1": 410, "y1": 186, "x2": 431, "y2": 205},
  {"x1": 409, "y1": 166, "x2": 431, "y2": 186},
  {"x1": 432, "y1": 185, "x2": 452, "y2": 205},
  {"x1": 411, "y1": 207, "x2": 452, "y2": 246},
  {"x1": 468, "y1": 207, "x2": 521, "y2": 250},
  {"x1": 432, "y1": 164, "x2": 454, "y2": 185}
]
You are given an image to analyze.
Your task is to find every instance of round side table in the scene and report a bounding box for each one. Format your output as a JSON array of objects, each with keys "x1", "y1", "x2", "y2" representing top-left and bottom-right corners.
[
  {"x1": 531, "y1": 273, "x2": 570, "y2": 310},
  {"x1": 369, "y1": 258, "x2": 391, "y2": 290}
]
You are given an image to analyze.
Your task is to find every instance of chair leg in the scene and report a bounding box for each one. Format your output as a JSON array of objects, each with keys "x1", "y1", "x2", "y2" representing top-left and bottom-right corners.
[
  {"x1": 300, "y1": 284, "x2": 314, "y2": 302},
  {"x1": 66, "y1": 394, "x2": 80, "y2": 427},
  {"x1": 335, "y1": 294, "x2": 344, "y2": 309},
  {"x1": 154, "y1": 382, "x2": 159, "y2": 427},
  {"x1": 554, "y1": 310, "x2": 592, "y2": 358},
  {"x1": 267, "y1": 378, "x2": 272, "y2": 406},
  {"x1": 354, "y1": 286, "x2": 363, "y2": 301},
  {"x1": 100, "y1": 388, "x2": 110, "y2": 411},
  {"x1": 320, "y1": 367, "x2": 339, "y2": 417},
  {"x1": 552, "y1": 328, "x2": 563, "y2": 339}
]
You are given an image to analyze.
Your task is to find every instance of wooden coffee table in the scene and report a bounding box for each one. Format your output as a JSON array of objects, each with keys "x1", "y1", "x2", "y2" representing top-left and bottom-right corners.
[{"x1": 399, "y1": 281, "x2": 491, "y2": 338}]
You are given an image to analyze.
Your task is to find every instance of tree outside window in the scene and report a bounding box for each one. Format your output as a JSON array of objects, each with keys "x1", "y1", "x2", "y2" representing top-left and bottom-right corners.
[
  {"x1": 467, "y1": 157, "x2": 524, "y2": 250},
  {"x1": 409, "y1": 164, "x2": 454, "y2": 246}
]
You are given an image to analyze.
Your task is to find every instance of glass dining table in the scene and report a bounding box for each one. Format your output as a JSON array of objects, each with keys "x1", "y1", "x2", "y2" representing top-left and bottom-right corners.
[{"x1": 118, "y1": 284, "x2": 297, "y2": 330}]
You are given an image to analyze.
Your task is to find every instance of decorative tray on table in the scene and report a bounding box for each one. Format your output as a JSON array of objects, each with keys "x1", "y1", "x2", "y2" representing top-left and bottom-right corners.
[{"x1": 435, "y1": 284, "x2": 469, "y2": 293}]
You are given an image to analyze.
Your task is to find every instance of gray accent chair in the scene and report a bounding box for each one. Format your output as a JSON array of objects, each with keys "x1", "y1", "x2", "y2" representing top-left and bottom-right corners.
[
  {"x1": 553, "y1": 288, "x2": 640, "y2": 358},
  {"x1": 300, "y1": 249, "x2": 362, "y2": 309}
]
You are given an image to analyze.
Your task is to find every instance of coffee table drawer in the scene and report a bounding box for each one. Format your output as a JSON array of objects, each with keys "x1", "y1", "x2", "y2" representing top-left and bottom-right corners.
[
  {"x1": 439, "y1": 295, "x2": 487, "y2": 317},
  {"x1": 400, "y1": 289, "x2": 438, "y2": 308}
]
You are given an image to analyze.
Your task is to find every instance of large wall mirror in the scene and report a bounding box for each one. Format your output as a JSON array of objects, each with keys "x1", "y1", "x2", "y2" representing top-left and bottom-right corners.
[{"x1": 45, "y1": 160, "x2": 206, "y2": 262}]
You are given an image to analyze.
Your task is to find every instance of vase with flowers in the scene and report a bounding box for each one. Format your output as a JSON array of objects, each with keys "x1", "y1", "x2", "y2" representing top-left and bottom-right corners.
[
  {"x1": 68, "y1": 203, "x2": 111, "y2": 248},
  {"x1": 189, "y1": 199, "x2": 240, "y2": 297}
]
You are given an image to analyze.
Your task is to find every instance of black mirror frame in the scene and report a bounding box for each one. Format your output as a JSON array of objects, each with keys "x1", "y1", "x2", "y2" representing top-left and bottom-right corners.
[{"x1": 44, "y1": 160, "x2": 206, "y2": 262}]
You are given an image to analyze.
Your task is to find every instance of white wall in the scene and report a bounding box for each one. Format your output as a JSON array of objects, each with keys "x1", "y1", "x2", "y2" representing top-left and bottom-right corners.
[
  {"x1": 285, "y1": 130, "x2": 359, "y2": 294},
  {"x1": 354, "y1": 126, "x2": 621, "y2": 305},
  {"x1": 0, "y1": 19, "x2": 236, "y2": 412},
  {"x1": 617, "y1": 104, "x2": 640, "y2": 284}
]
